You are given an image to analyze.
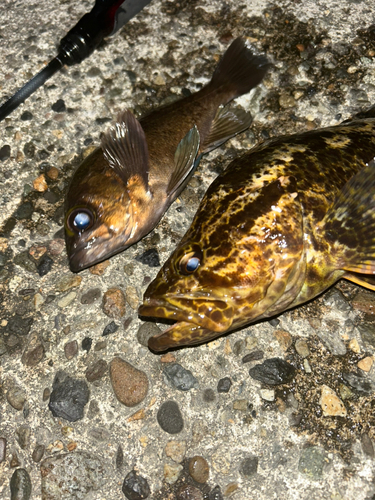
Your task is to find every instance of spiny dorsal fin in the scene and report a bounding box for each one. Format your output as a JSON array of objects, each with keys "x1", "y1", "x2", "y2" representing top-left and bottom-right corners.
[
  {"x1": 321, "y1": 159, "x2": 375, "y2": 276},
  {"x1": 201, "y1": 106, "x2": 253, "y2": 153},
  {"x1": 166, "y1": 126, "x2": 200, "y2": 197},
  {"x1": 101, "y1": 109, "x2": 149, "y2": 189}
]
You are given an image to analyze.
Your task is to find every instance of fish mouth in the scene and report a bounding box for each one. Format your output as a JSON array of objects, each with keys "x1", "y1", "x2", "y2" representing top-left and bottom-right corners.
[
  {"x1": 138, "y1": 295, "x2": 234, "y2": 351},
  {"x1": 67, "y1": 238, "x2": 118, "y2": 272}
]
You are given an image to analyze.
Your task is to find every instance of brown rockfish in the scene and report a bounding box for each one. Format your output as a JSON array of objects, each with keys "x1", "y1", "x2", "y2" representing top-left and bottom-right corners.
[
  {"x1": 139, "y1": 109, "x2": 375, "y2": 351},
  {"x1": 64, "y1": 38, "x2": 270, "y2": 272}
]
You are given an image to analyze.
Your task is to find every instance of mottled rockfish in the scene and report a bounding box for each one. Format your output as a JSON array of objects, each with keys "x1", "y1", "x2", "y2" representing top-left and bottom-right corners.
[
  {"x1": 139, "y1": 109, "x2": 375, "y2": 351},
  {"x1": 64, "y1": 38, "x2": 270, "y2": 272}
]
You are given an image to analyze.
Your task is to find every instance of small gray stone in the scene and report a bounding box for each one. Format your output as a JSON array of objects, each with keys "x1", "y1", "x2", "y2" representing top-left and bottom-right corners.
[
  {"x1": 157, "y1": 401, "x2": 184, "y2": 434},
  {"x1": 298, "y1": 446, "x2": 326, "y2": 480},
  {"x1": 217, "y1": 377, "x2": 232, "y2": 393},
  {"x1": 41, "y1": 452, "x2": 106, "y2": 498},
  {"x1": 316, "y1": 326, "x2": 346, "y2": 355},
  {"x1": 0, "y1": 437, "x2": 6, "y2": 462},
  {"x1": 249, "y1": 358, "x2": 296, "y2": 385},
  {"x1": 342, "y1": 372, "x2": 375, "y2": 395},
  {"x1": 32, "y1": 444, "x2": 45, "y2": 463},
  {"x1": 85, "y1": 359, "x2": 108, "y2": 382},
  {"x1": 163, "y1": 363, "x2": 198, "y2": 391},
  {"x1": 64, "y1": 340, "x2": 78, "y2": 360},
  {"x1": 239, "y1": 456, "x2": 258, "y2": 477},
  {"x1": 295, "y1": 339, "x2": 310, "y2": 358},
  {"x1": 137, "y1": 322, "x2": 163, "y2": 347},
  {"x1": 81, "y1": 287, "x2": 102, "y2": 305},
  {"x1": 10, "y1": 468, "x2": 32, "y2": 500},
  {"x1": 16, "y1": 425, "x2": 31, "y2": 449},
  {"x1": 13, "y1": 252, "x2": 36, "y2": 272},
  {"x1": 7, "y1": 386, "x2": 26, "y2": 411},
  {"x1": 48, "y1": 372, "x2": 90, "y2": 422}
]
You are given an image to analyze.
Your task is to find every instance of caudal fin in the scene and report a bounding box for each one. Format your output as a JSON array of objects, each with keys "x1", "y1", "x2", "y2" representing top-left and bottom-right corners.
[
  {"x1": 210, "y1": 37, "x2": 270, "y2": 100},
  {"x1": 320, "y1": 159, "x2": 375, "y2": 290}
]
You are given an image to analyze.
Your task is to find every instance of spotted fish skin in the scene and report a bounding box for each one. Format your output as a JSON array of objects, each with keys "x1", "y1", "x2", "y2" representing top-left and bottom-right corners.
[
  {"x1": 64, "y1": 38, "x2": 270, "y2": 272},
  {"x1": 139, "y1": 116, "x2": 375, "y2": 351}
]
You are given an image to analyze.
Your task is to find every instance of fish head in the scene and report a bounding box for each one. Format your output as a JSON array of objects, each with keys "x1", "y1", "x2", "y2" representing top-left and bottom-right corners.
[
  {"x1": 64, "y1": 148, "x2": 138, "y2": 272},
  {"x1": 139, "y1": 175, "x2": 305, "y2": 351}
]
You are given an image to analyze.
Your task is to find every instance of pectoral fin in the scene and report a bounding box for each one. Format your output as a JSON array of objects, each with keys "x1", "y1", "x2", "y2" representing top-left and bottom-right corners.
[
  {"x1": 201, "y1": 106, "x2": 253, "y2": 153},
  {"x1": 101, "y1": 109, "x2": 149, "y2": 190},
  {"x1": 166, "y1": 125, "x2": 200, "y2": 197},
  {"x1": 343, "y1": 273, "x2": 375, "y2": 291},
  {"x1": 321, "y1": 159, "x2": 375, "y2": 279}
]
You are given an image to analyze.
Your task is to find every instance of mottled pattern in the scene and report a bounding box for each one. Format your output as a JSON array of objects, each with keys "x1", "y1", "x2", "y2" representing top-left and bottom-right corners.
[{"x1": 140, "y1": 117, "x2": 375, "y2": 351}]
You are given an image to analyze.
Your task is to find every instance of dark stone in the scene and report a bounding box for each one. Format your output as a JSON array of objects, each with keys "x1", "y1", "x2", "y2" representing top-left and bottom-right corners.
[
  {"x1": 23, "y1": 142, "x2": 36, "y2": 159},
  {"x1": 163, "y1": 363, "x2": 198, "y2": 391},
  {"x1": 48, "y1": 371, "x2": 90, "y2": 422},
  {"x1": 157, "y1": 400, "x2": 184, "y2": 434},
  {"x1": 135, "y1": 248, "x2": 160, "y2": 267},
  {"x1": 82, "y1": 337, "x2": 93, "y2": 352},
  {"x1": 122, "y1": 470, "x2": 150, "y2": 499},
  {"x1": 342, "y1": 372, "x2": 375, "y2": 395},
  {"x1": 239, "y1": 456, "x2": 258, "y2": 477},
  {"x1": 249, "y1": 358, "x2": 296, "y2": 385},
  {"x1": 14, "y1": 202, "x2": 33, "y2": 220},
  {"x1": 102, "y1": 321, "x2": 119, "y2": 336},
  {"x1": 268, "y1": 318, "x2": 280, "y2": 327},
  {"x1": 10, "y1": 468, "x2": 32, "y2": 500},
  {"x1": 8, "y1": 315, "x2": 33, "y2": 336},
  {"x1": 81, "y1": 288, "x2": 101, "y2": 305},
  {"x1": 20, "y1": 111, "x2": 33, "y2": 121},
  {"x1": 38, "y1": 149, "x2": 50, "y2": 160},
  {"x1": 44, "y1": 191, "x2": 59, "y2": 204},
  {"x1": 209, "y1": 485, "x2": 224, "y2": 500},
  {"x1": 16, "y1": 425, "x2": 31, "y2": 449},
  {"x1": 51, "y1": 99, "x2": 66, "y2": 112},
  {"x1": 0, "y1": 145, "x2": 11, "y2": 161},
  {"x1": 37, "y1": 255, "x2": 53, "y2": 276},
  {"x1": 85, "y1": 359, "x2": 108, "y2": 382},
  {"x1": 242, "y1": 350, "x2": 264, "y2": 363},
  {"x1": 203, "y1": 388, "x2": 216, "y2": 403},
  {"x1": 217, "y1": 377, "x2": 232, "y2": 393}
]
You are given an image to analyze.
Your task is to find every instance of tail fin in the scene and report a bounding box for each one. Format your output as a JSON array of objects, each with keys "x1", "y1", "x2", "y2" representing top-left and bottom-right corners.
[
  {"x1": 210, "y1": 37, "x2": 271, "y2": 99},
  {"x1": 320, "y1": 159, "x2": 375, "y2": 290}
]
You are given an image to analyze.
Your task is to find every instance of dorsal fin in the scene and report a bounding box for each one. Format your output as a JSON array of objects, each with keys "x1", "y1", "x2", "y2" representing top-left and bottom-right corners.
[
  {"x1": 321, "y1": 159, "x2": 375, "y2": 276},
  {"x1": 101, "y1": 109, "x2": 149, "y2": 189},
  {"x1": 166, "y1": 126, "x2": 200, "y2": 197}
]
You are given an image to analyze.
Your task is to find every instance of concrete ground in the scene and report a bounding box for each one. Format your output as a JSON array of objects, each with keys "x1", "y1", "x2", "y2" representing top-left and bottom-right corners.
[{"x1": 1, "y1": 0, "x2": 375, "y2": 499}]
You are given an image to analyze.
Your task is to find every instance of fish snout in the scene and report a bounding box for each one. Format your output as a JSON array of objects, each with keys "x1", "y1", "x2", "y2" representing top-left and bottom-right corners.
[{"x1": 139, "y1": 295, "x2": 234, "y2": 333}]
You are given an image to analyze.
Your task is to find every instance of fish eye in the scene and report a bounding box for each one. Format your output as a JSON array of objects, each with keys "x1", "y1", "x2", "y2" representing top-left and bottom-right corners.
[
  {"x1": 179, "y1": 250, "x2": 202, "y2": 275},
  {"x1": 67, "y1": 208, "x2": 94, "y2": 233}
]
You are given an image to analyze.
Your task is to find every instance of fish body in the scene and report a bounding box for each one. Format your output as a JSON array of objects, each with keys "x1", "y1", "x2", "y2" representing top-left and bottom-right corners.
[
  {"x1": 139, "y1": 113, "x2": 375, "y2": 351},
  {"x1": 64, "y1": 38, "x2": 270, "y2": 272}
]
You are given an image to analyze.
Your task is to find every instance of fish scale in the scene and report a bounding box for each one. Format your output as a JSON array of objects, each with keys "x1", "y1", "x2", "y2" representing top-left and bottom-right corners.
[{"x1": 140, "y1": 115, "x2": 375, "y2": 351}]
